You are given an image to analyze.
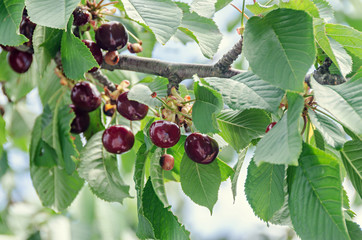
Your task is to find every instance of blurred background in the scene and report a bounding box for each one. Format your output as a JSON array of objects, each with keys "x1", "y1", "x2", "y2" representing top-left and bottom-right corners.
[{"x1": 0, "y1": 0, "x2": 361, "y2": 239}]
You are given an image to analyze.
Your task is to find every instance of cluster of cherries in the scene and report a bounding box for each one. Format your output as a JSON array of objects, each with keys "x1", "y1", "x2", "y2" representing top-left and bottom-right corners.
[
  {"x1": 72, "y1": 3, "x2": 143, "y2": 72},
  {"x1": 1, "y1": 9, "x2": 36, "y2": 74}
]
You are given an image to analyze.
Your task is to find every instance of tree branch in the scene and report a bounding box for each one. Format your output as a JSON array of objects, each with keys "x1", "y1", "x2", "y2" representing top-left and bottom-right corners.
[
  {"x1": 215, "y1": 36, "x2": 243, "y2": 73},
  {"x1": 90, "y1": 70, "x2": 116, "y2": 91}
]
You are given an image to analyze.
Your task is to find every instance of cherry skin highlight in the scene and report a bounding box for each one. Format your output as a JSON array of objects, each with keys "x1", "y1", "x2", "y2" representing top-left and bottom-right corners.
[
  {"x1": 149, "y1": 120, "x2": 180, "y2": 148},
  {"x1": 82, "y1": 40, "x2": 103, "y2": 72},
  {"x1": 265, "y1": 122, "x2": 277, "y2": 133},
  {"x1": 95, "y1": 21, "x2": 128, "y2": 51},
  {"x1": 8, "y1": 49, "x2": 33, "y2": 73},
  {"x1": 184, "y1": 133, "x2": 219, "y2": 164},
  {"x1": 160, "y1": 154, "x2": 174, "y2": 171},
  {"x1": 102, "y1": 125, "x2": 135, "y2": 154},
  {"x1": 116, "y1": 91, "x2": 148, "y2": 121},
  {"x1": 71, "y1": 81, "x2": 101, "y2": 112}
]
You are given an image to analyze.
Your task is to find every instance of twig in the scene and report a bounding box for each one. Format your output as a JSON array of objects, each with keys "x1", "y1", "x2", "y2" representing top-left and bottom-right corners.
[
  {"x1": 214, "y1": 37, "x2": 243, "y2": 73},
  {"x1": 90, "y1": 69, "x2": 116, "y2": 91}
]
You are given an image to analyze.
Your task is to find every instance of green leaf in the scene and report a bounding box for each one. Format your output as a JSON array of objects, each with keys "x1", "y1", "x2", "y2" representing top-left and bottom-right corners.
[
  {"x1": 218, "y1": 158, "x2": 234, "y2": 182},
  {"x1": 0, "y1": 115, "x2": 6, "y2": 150},
  {"x1": 122, "y1": 0, "x2": 182, "y2": 44},
  {"x1": 215, "y1": 0, "x2": 232, "y2": 11},
  {"x1": 289, "y1": 143, "x2": 349, "y2": 240},
  {"x1": 142, "y1": 178, "x2": 190, "y2": 240},
  {"x1": 149, "y1": 148, "x2": 169, "y2": 207},
  {"x1": 312, "y1": 0, "x2": 334, "y2": 22},
  {"x1": 8, "y1": 102, "x2": 37, "y2": 138},
  {"x1": 325, "y1": 23, "x2": 362, "y2": 58},
  {"x1": 0, "y1": 51, "x2": 17, "y2": 82},
  {"x1": 311, "y1": 76, "x2": 362, "y2": 135},
  {"x1": 83, "y1": 107, "x2": 105, "y2": 140},
  {"x1": 0, "y1": 0, "x2": 27, "y2": 46},
  {"x1": 279, "y1": 0, "x2": 320, "y2": 18},
  {"x1": 244, "y1": 8, "x2": 316, "y2": 91},
  {"x1": 78, "y1": 131, "x2": 131, "y2": 203},
  {"x1": 314, "y1": 128, "x2": 325, "y2": 151},
  {"x1": 246, "y1": 2, "x2": 278, "y2": 15},
  {"x1": 128, "y1": 83, "x2": 164, "y2": 108},
  {"x1": 308, "y1": 109, "x2": 346, "y2": 149},
  {"x1": 25, "y1": 0, "x2": 79, "y2": 29},
  {"x1": 179, "y1": 11, "x2": 222, "y2": 58},
  {"x1": 231, "y1": 148, "x2": 247, "y2": 202},
  {"x1": 245, "y1": 160, "x2": 285, "y2": 222},
  {"x1": 205, "y1": 72, "x2": 285, "y2": 114},
  {"x1": 30, "y1": 163, "x2": 84, "y2": 212},
  {"x1": 341, "y1": 140, "x2": 362, "y2": 198},
  {"x1": 192, "y1": 79, "x2": 223, "y2": 133},
  {"x1": 139, "y1": 76, "x2": 168, "y2": 99},
  {"x1": 190, "y1": 0, "x2": 216, "y2": 18},
  {"x1": 254, "y1": 92, "x2": 304, "y2": 165},
  {"x1": 33, "y1": 26, "x2": 62, "y2": 76},
  {"x1": 180, "y1": 153, "x2": 221, "y2": 212},
  {"x1": 314, "y1": 18, "x2": 352, "y2": 77},
  {"x1": 61, "y1": 16, "x2": 98, "y2": 80},
  {"x1": 217, "y1": 109, "x2": 270, "y2": 151},
  {"x1": 133, "y1": 144, "x2": 155, "y2": 239},
  {"x1": 346, "y1": 220, "x2": 362, "y2": 240}
]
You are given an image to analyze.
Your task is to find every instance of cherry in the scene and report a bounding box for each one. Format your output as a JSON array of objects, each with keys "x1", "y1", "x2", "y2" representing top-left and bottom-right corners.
[
  {"x1": 95, "y1": 21, "x2": 128, "y2": 51},
  {"x1": 0, "y1": 45, "x2": 14, "y2": 52},
  {"x1": 184, "y1": 133, "x2": 219, "y2": 164},
  {"x1": 160, "y1": 154, "x2": 174, "y2": 171},
  {"x1": 71, "y1": 81, "x2": 101, "y2": 112},
  {"x1": 116, "y1": 91, "x2": 148, "y2": 121},
  {"x1": 70, "y1": 105, "x2": 90, "y2": 134},
  {"x1": 103, "y1": 103, "x2": 116, "y2": 117},
  {"x1": 102, "y1": 125, "x2": 134, "y2": 154},
  {"x1": 104, "y1": 51, "x2": 119, "y2": 65},
  {"x1": 19, "y1": 16, "x2": 36, "y2": 40},
  {"x1": 7, "y1": 49, "x2": 33, "y2": 73},
  {"x1": 149, "y1": 120, "x2": 180, "y2": 148},
  {"x1": 127, "y1": 42, "x2": 143, "y2": 53},
  {"x1": 73, "y1": 6, "x2": 91, "y2": 26},
  {"x1": 82, "y1": 40, "x2": 103, "y2": 72},
  {"x1": 265, "y1": 122, "x2": 277, "y2": 133}
]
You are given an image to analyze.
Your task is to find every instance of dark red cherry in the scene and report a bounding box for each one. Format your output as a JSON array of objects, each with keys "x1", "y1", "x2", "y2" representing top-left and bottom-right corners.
[
  {"x1": 0, "y1": 45, "x2": 15, "y2": 52},
  {"x1": 7, "y1": 49, "x2": 33, "y2": 73},
  {"x1": 95, "y1": 21, "x2": 128, "y2": 51},
  {"x1": 185, "y1": 133, "x2": 219, "y2": 164},
  {"x1": 73, "y1": 6, "x2": 91, "y2": 26},
  {"x1": 116, "y1": 91, "x2": 148, "y2": 121},
  {"x1": 70, "y1": 105, "x2": 90, "y2": 134},
  {"x1": 82, "y1": 40, "x2": 103, "y2": 72},
  {"x1": 149, "y1": 120, "x2": 180, "y2": 148},
  {"x1": 160, "y1": 154, "x2": 174, "y2": 171},
  {"x1": 102, "y1": 125, "x2": 134, "y2": 154},
  {"x1": 71, "y1": 81, "x2": 101, "y2": 112},
  {"x1": 19, "y1": 16, "x2": 36, "y2": 40},
  {"x1": 265, "y1": 122, "x2": 277, "y2": 133}
]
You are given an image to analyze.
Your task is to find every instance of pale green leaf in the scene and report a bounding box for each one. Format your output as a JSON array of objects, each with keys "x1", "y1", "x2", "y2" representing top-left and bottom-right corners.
[
  {"x1": 192, "y1": 80, "x2": 223, "y2": 134},
  {"x1": 311, "y1": 77, "x2": 362, "y2": 135},
  {"x1": 180, "y1": 153, "x2": 221, "y2": 212},
  {"x1": 289, "y1": 143, "x2": 350, "y2": 240},
  {"x1": 0, "y1": 0, "x2": 27, "y2": 46},
  {"x1": 312, "y1": 0, "x2": 334, "y2": 22},
  {"x1": 179, "y1": 12, "x2": 222, "y2": 58},
  {"x1": 122, "y1": 0, "x2": 182, "y2": 44},
  {"x1": 308, "y1": 109, "x2": 346, "y2": 149},
  {"x1": 25, "y1": 0, "x2": 79, "y2": 29},
  {"x1": 61, "y1": 16, "x2": 98, "y2": 80},
  {"x1": 326, "y1": 23, "x2": 362, "y2": 58},
  {"x1": 254, "y1": 92, "x2": 304, "y2": 165},
  {"x1": 128, "y1": 83, "x2": 164, "y2": 108},
  {"x1": 190, "y1": 0, "x2": 216, "y2": 18},
  {"x1": 246, "y1": 2, "x2": 278, "y2": 15},
  {"x1": 0, "y1": 51, "x2": 17, "y2": 82},
  {"x1": 231, "y1": 148, "x2": 247, "y2": 202},
  {"x1": 279, "y1": 0, "x2": 320, "y2": 18},
  {"x1": 78, "y1": 131, "x2": 131, "y2": 203},
  {"x1": 217, "y1": 109, "x2": 270, "y2": 151},
  {"x1": 215, "y1": 0, "x2": 232, "y2": 11},
  {"x1": 346, "y1": 220, "x2": 362, "y2": 240},
  {"x1": 218, "y1": 158, "x2": 234, "y2": 182},
  {"x1": 142, "y1": 179, "x2": 190, "y2": 239},
  {"x1": 205, "y1": 72, "x2": 285, "y2": 113},
  {"x1": 314, "y1": 18, "x2": 352, "y2": 77},
  {"x1": 150, "y1": 148, "x2": 169, "y2": 207},
  {"x1": 245, "y1": 160, "x2": 285, "y2": 221},
  {"x1": 341, "y1": 140, "x2": 362, "y2": 198},
  {"x1": 244, "y1": 8, "x2": 316, "y2": 91}
]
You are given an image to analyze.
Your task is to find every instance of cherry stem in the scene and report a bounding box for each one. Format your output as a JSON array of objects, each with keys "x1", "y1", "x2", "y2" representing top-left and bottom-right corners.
[
  {"x1": 127, "y1": 30, "x2": 141, "y2": 43},
  {"x1": 181, "y1": 99, "x2": 195, "y2": 104},
  {"x1": 99, "y1": 1, "x2": 118, "y2": 8},
  {"x1": 230, "y1": 3, "x2": 249, "y2": 20},
  {"x1": 301, "y1": 114, "x2": 307, "y2": 135},
  {"x1": 265, "y1": 0, "x2": 274, "y2": 5},
  {"x1": 305, "y1": 119, "x2": 311, "y2": 144},
  {"x1": 156, "y1": 96, "x2": 192, "y2": 120},
  {"x1": 130, "y1": 120, "x2": 133, "y2": 131},
  {"x1": 96, "y1": 0, "x2": 104, "y2": 8},
  {"x1": 240, "y1": 0, "x2": 247, "y2": 26}
]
